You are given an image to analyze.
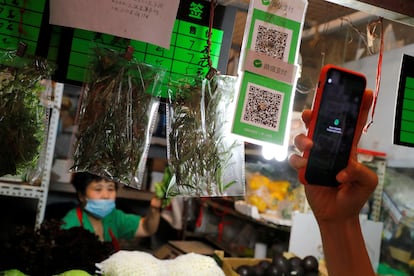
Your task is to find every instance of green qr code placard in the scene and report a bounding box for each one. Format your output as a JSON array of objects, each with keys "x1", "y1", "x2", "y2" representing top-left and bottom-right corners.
[{"x1": 232, "y1": 71, "x2": 293, "y2": 145}]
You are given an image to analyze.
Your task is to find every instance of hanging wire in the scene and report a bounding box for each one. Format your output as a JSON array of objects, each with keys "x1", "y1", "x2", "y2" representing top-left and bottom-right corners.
[
  {"x1": 18, "y1": 0, "x2": 28, "y2": 36},
  {"x1": 364, "y1": 17, "x2": 384, "y2": 132},
  {"x1": 205, "y1": 0, "x2": 218, "y2": 80}
]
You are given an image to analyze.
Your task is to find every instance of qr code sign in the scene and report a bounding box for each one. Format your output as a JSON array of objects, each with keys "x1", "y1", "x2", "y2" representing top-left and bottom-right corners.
[
  {"x1": 241, "y1": 83, "x2": 284, "y2": 131},
  {"x1": 252, "y1": 20, "x2": 292, "y2": 62}
]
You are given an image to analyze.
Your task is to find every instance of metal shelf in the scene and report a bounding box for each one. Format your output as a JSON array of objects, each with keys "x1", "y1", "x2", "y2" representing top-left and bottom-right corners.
[
  {"x1": 0, "y1": 182, "x2": 45, "y2": 199},
  {"x1": 203, "y1": 198, "x2": 291, "y2": 232},
  {"x1": 0, "y1": 82, "x2": 63, "y2": 229}
]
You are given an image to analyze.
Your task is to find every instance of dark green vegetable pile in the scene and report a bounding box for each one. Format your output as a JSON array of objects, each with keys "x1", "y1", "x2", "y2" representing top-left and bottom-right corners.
[{"x1": 0, "y1": 220, "x2": 114, "y2": 275}]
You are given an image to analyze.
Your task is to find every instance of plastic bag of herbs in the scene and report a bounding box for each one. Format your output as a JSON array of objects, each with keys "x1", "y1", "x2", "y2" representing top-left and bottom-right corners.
[
  {"x1": 0, "y1": 43, "x2": 54, "y2": 184},
  {"x1": 164, "y1": 74, "x2": 245, "y2": 197},
  {"x1": 71, "y1": 46, "x2": 165, "y2": 189}
]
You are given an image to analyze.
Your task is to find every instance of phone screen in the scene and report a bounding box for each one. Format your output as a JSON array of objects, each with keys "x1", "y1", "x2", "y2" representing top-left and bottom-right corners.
[{"x1": 305, "y1": 67, "x2": 366, "y2": 186}]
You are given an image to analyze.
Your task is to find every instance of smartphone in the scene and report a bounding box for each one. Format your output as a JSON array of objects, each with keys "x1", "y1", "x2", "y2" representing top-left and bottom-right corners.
[{"x1": 299, "y1": 64, "x2": 366, "y2": 186}]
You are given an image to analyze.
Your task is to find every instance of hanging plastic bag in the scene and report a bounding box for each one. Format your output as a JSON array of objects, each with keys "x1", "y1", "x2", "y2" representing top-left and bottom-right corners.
[
  {"x1": 165, "y1": 75, "x2": 245, "y2": 197},
  {"x1": 71, "y1": 46, "x2": 164, "y2": 189},
  {"x1": 0, "y1": 43, "x2": 54, "y2": 185}
]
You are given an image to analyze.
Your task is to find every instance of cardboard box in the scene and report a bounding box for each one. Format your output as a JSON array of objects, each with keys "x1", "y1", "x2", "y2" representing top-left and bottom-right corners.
[{"x1": 215, "y1": 250, "x2": 271, "y2": 276}]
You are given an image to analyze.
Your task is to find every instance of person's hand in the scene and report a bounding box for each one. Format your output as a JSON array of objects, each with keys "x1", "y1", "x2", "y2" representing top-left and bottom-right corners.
[
  {"x1": 150, "y1": 197, "x2": 162, "y2": 210},
  {"x1": 289, "y1": 89, "x2": 378, "y2": 223}
]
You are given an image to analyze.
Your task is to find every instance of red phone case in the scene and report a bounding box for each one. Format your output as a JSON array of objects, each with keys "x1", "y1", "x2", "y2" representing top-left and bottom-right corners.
[{"x1": 298, "y1": 64, "x2": 366, "y2": 185}]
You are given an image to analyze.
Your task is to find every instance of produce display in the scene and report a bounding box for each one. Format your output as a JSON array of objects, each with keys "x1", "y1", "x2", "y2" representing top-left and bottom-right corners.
[
  {"x1": 0, "y1": 46, "x2": 53, "y2": 182},
  {"x1": 234, "y1": 254, "x2": 319, "y2": 276},
  {"x1": 96, "y1": 250, "x2": 225, "y2": 276},
  {"x1": 0, "y1": 220, "x2": 114, "y2": 275},
  {"x1": 245, "y1": 169, "x2": 305, "y2": 220},
  {"x1": 166, "y1": 75, "x2": 245, "y2": 197},
  {"x1": 72, "y1": 46, "x2": 164, "y2": 188}
]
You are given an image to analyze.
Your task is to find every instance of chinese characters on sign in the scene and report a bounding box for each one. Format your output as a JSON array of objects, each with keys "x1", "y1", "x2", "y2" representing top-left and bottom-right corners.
[
  {"x1": 111, "y1": 0, "x2": 164, "y2": 18},
  {"x1": 189, "y1": 2, "x2": 204, "y2": 19},
  {"x1": 232, "y1": 0, "x2": 308, "y2": 147},
  {"x1": 49, "y1": 0, "x2": 180, "y2": 49},
  {"x1": 66, "y1": 0, "x2": 224, "y2": 99},
  {"x1": 0, "y1": 0, "x2": 46, "y2": 55}
]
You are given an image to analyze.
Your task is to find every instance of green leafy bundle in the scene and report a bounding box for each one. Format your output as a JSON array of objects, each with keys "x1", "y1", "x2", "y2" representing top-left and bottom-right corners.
[
  {"x1": 72, "y1": 47, "x2": 163, "y2": 188},
  {"x1": 166, "y1": 75, "x2": 244, "y2": 197},
  {"x1": 0, "y1": 52, "x2": 52, "y2": 179}
]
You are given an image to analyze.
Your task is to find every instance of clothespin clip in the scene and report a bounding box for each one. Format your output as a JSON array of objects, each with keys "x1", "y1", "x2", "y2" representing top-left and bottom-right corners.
[
  {"x1": 124, "y1": 45, "x2": 134, "y2": 61},
  {"x1": 205, "y1": 67, "x2": 218, "y2": 80},
  {"x1": 16, "y1": 41, "x2": 28, "y2": 57}
]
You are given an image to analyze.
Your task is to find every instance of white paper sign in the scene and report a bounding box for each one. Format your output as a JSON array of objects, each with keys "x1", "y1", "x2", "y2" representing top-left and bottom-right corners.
[{"x1": 49, "y1": 0, "x2": 180, "y2": 49}]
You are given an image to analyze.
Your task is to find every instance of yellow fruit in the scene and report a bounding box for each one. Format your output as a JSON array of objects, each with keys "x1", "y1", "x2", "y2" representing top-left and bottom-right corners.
[
  {"x1": 248, "y1": 173, "x2": 271, "y2": 190},
  {"x1": 270, "y1": 191, "x2": 285, "y2": 201},
  {"x1": 267, "y1": 180, "x2": 290, "y2": 193},
  {"x1": 248, "y1": 195, "x2": 267, "y2": 212}
]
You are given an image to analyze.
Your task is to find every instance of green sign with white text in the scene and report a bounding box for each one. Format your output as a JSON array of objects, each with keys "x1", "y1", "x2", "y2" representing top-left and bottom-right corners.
[{"x1": 64, "y1": 0, "x2": 225, "y2": 98}]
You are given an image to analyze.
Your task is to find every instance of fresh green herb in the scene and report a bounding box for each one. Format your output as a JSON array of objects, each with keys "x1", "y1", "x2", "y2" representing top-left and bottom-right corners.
[
  {"x1": 0, "y1": 54, "x2": 51, "y2": 179},
  {"x1": 154, "y1": 166, "x2": 173, "y2": 208},
  {"x1": 72, "y1": 47, "x2": 161, "y2": 187},
  {"x1": 167, "y1": 76, "x2": 239, "y2": 196}
]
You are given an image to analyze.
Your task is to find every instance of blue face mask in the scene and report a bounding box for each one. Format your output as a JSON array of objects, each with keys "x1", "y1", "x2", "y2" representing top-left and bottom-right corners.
[{"x1": 84, "y1": 199, "x2": 115, "y2": 218}]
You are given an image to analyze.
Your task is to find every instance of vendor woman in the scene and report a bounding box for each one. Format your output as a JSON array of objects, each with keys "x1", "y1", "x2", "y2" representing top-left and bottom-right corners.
[{"x1": 61, "y1": 172, "x2": 162, "y2": 250}]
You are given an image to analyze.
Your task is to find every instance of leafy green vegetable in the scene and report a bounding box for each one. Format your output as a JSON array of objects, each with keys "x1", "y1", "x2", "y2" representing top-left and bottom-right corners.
[
  {"x1": 166, "y1": 75, "x2": 242, "y2": 197},
  {"x1": 56, "y1": 269, "x2": 92, "y2": 276},
  {"x1": 0, "y1": 50, "x2": 52, "y2": 180},
  {"x1": 72, "y1": 46, "x2": 163, "y2": 187},
  {"x1": 0, "y1": 219, "x2": 113, "y2": 275},
  {"x1": 0, "y1": 269, "x2": 28, "y2": 276},
  {"x1": 154, "y1": 166, "x2": 173, "y2": 207}
]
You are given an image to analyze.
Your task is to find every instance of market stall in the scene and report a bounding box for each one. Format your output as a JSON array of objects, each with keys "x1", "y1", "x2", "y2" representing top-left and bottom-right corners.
[{"x1": 1, "y1": 0, "x2": 414, "y2": 275}]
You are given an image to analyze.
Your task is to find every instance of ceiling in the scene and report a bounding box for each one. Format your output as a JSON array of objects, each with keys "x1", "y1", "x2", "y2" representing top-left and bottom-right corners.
[
  {"x1": 225, "y1": 0, "x2": 414, "y2": 49},
  {"x1": 220, "y1": 0, "x2": 414, "y2": 108},
  {"x1": 229, "y1": 0, "x2": 362, "y2": 49}
]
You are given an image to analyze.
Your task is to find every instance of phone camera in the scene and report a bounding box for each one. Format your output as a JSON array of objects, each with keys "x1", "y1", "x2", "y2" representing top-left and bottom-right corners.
[{"x1": 328, "y1": 71, "x2": 341, "y2": 84}]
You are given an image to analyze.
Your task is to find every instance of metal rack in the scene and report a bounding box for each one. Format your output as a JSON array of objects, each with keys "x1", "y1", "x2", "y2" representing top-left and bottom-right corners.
[{"x1": 0, "y1": 82, "x2": 63, "y2": 229}]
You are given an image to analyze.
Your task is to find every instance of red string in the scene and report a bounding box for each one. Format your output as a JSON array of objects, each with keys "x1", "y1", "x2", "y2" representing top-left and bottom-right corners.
[
  {"x1": 364, "y1": 17, "x2": 384, "y2": 132},
  {"x1": 195, "y1": 204, "x2": 204, "y2": 228},
  {"x1": 207, "y1": 0, "x2": 216, "y2": 69},
  {"x1": 217, "y1": 220, "x2": 232, "y2": 243},
  {"x1": 18, "y1": 0, "x2": 28, "y2": 35}
]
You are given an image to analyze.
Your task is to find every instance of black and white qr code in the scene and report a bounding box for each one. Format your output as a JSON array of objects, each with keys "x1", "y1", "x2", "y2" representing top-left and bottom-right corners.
[
  {"x1": 254, "y1": 24, "x2": 289, "y2": 60},
  {"x1": 242, "y1": 83, "x2": 284, "y2": 131}
]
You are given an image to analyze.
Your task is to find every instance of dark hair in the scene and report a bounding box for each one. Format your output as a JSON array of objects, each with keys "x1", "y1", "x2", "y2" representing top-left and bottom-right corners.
[{"x1": 71, "y1": 172, "x2": 118, "y2": 195}]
